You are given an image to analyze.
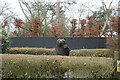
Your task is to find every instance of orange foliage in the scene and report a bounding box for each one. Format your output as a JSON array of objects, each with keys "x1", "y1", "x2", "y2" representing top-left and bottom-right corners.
[
  {"x1": 87, "y1": 16, "x2": 93, "y2": 26},
  {"x1": 11, "y1": 15, "x2": 118, "y2": 37},
  {"x1": 70, "y1": 19, "x2": 78, "y2": 37},
  {"x1": 2, "y1": 20, "x2": 8, "y2": 28},
  {"x1": 110, "y1": 16, "x2": 118, "y2": 32},
  {"x1": 80, "y1": 19, "x2": 86, "y2": 27},
  {"x1": 29, "y1": 17, "x2": 41, "y2": 28},
  {"x1": 50, "y1": 23, "x2": 63, "y2": 37},
  {"x1": 70, "y1": 16, "x2": 119, "y2": 37},
  {"x1": 96, "y1": 19, "x2": 103, "y2": 29},
  {"x1": 14, "y1": 18, "x2": 24, "y2": 28},
  {"x1": 29, "y1": 17, "x2": 42, "y2": 36}
]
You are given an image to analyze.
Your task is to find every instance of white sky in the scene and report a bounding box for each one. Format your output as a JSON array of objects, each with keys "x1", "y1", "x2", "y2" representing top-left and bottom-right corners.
[{"x1": 0, "y1": 0, "x2": 119, "y2": 19}]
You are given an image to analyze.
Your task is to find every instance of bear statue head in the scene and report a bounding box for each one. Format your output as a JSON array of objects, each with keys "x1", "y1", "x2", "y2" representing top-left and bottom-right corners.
[{"x1": 56, "y1": 38, "x2": 66, "y2": 47}]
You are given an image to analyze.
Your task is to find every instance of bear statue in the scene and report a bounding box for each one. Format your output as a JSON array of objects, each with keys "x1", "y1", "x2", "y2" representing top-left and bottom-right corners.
[{"x1": 56, "y1": 38, "x2": 71, "y2": 56}]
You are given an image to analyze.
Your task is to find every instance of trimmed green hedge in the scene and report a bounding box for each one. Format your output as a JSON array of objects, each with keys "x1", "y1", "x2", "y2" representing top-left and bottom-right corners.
[
  {"x1": 8, "y1": 48, "x2": 55, "y2": 55},
  {"x1": 70, "y1": 49, "x2": 113, "y2": 57},
  {"x1": 1, "y1": 54, "x2": 115, "y2": 78},
  {"x1": 8, "y1": 48, "x2": 113, "y2": 57}
]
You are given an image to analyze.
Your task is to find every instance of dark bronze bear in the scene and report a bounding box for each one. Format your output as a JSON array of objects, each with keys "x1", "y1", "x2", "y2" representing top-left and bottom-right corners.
[{"x1": 56, "y1": 38, "x2": 71, "y2": 56}]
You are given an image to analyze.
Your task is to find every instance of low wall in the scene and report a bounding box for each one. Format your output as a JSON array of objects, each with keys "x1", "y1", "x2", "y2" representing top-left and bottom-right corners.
[{"x1": 10, "y1": 37, "x2": 107, "y2": 49}]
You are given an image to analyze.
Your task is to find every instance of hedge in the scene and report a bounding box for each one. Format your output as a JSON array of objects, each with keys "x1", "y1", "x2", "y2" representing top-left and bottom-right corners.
[
  {"x1": 1, "y1": 54, "x2": 116, "y2": 78},
  {"x1": 8, "y1": 48, "x2": 113, "y2": 57},
  {"x1": 8, "y1": 48, "x2": 55, "y2": 55},
  {"x1": 70, "y1": 49, "x2": 113, "y2": 57}
]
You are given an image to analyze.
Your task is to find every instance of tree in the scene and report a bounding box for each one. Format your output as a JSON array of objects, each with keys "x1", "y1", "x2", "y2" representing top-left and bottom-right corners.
[
  {"x1": 0, "y1": 2, "x2": 16, "y2": 29},
  {"x1": 0, "y1": 2, "x2": 16, "y2": 53},
  {"x1": 99, "y1": 0, "x2": 113, "y2": 36},
  {"x1": 17, "y1": 0, "x2": 76, "y2": 37},
  {"x1": 18, "y1": 0, "x2": 58, "y2": 37}
]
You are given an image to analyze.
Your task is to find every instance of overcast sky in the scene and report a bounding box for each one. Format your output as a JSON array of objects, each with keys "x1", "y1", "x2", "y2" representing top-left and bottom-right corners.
[{"x1": 0, "y1": 0, "x2": 119, "y2": 19}]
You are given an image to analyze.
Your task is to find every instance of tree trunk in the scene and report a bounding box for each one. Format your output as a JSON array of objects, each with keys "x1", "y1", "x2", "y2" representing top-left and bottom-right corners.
[
  {"x1": 100, "y1": 15, "x2": 108, "y2": 36},
  {"x1": 56, "y1": 0, "x2": 60, "y2": 24}
]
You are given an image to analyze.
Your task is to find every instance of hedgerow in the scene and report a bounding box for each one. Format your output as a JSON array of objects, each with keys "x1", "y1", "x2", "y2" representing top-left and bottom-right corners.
[
  {"x1": 70, "y1": 49, "x2": 113, "y2": 57},
  {"x1": 8, "y1": 48, "x2": 113, "y2": 57},
  {"x1": 1, "y1": 54, "x2": 115, "y2": 78},
  {"x1": 8, "y1": 48, "x2": 55, "y2": 55}
]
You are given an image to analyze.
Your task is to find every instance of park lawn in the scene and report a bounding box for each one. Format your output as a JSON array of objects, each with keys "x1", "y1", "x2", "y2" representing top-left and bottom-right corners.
[{"x1": 1, "y1": 54, "x2": 115, "y2": 78}]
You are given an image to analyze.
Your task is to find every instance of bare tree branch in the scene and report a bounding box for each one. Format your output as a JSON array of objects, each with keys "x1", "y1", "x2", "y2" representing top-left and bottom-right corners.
[
  {"x1": 18, "y1": 1, "x2": 30, "y2": 21},
  {"x1": 22, "y1": 2, "x2": 33, "y2": 16}
]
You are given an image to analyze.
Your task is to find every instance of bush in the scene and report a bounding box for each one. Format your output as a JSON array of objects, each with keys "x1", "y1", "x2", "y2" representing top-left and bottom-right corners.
[
  {"x1": 8, "y1": 48, "x2": 113, "y2": 57},
  {"x1": 1, "y1": 54, "x2": 115, "y2": 78},
  {"x1": 8, "y1": 48, "x2": 55, "y2": 55},
  {"x1": 1, "y1": 30, "x2": 10, "y2": 53},
  {"x1": 70, "y1": 49, "x2": 113, "y2": 57}
]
